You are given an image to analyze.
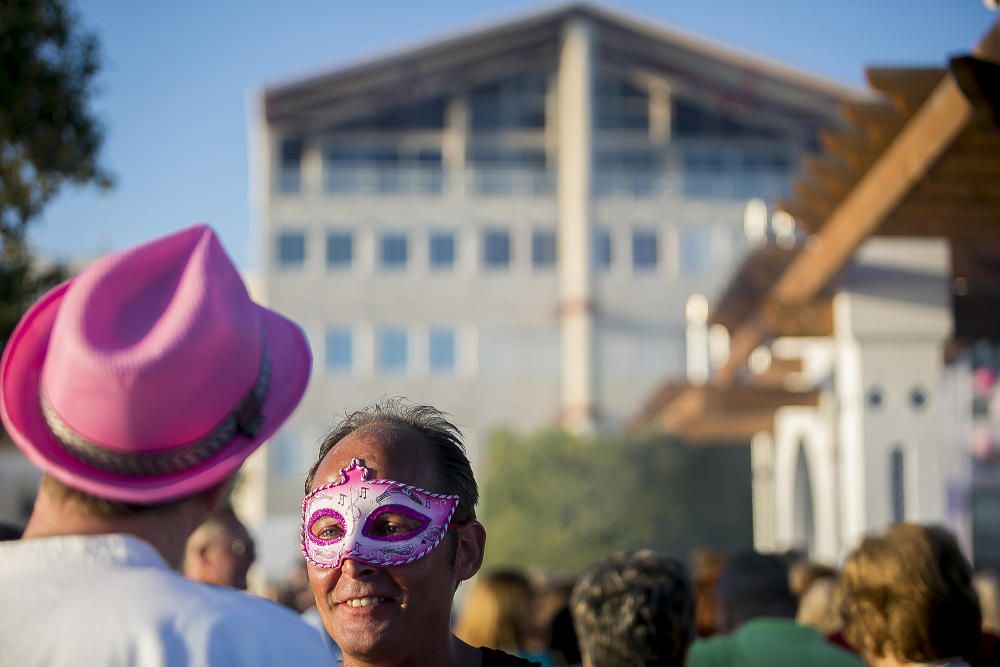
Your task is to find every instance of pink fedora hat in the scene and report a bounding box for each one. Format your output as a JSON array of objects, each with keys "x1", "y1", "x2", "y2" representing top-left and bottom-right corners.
[{"x1": 0, "y1": 225, "x2": 311, "y2": 504}]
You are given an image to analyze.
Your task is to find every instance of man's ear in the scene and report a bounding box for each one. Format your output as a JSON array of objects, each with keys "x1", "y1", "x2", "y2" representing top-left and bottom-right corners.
[{"x1": 454, "y1": 521, "x2": 487, "y2": 582}]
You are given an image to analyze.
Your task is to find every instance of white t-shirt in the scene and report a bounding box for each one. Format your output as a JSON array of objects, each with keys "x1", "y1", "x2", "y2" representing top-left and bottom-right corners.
[{"x1": 0, "y1": 533, "x2": 334, "y2": 667}]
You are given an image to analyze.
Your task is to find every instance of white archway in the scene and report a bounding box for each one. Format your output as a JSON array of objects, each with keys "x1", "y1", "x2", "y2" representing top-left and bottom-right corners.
[{"x1": 773, "y1": 405, "x2": 840, "y2": 562}]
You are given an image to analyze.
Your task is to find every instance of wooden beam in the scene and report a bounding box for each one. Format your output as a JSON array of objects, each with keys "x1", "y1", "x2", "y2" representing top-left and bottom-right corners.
[
  {"x1": 707, "y1": 385, "x2": 819, "y2": 412},
  {"x1": 774, "y1": 199, "x2": 822, "y2": 234},
  {"x1": 973, "y1": 16, "x2": 1000, "y2": 62},
  {"x1": 951, "y1": 57, "x2": 1000, "y2": 130},
  {"x1": 841, "y1": 100, "x2": 905, "y2": 146},
  {"x1": 792, "y1": 179, "x2": 837, "y2": 222},
  {"x1": 820, "y1": 127, "x2": 876, "y2": 172},
  {"x1": 802, "y1": 154, "x2": 854, "y2": 200},
  {"x1": 712, "y1": 311, "x2": 771, "y2": 386},
  {"x1": 893, "y1": 199, "x2": 1000, "y2": 218},
  {"x1": 712, "y1": 73, "x2": 975, "y2": 387},
  {"x1": 954, "y1": 126, "x2": 1000, "y2": 150},
  {"x1": 879, "y1": 209, "x2": 1000, "y2": 238},
  {"x1": 866, "y1": 68, "x2": 946, "y2": 116},
  {"x1": 911, "y1": 179, "x2": 1000, "y2": 202},
  {"x1": 761, "y1": 298, "x2": 835, "y2": 337},
  {"x1": 773, "y1": 72, "x2": 974, "y2": 304},
  {"x1": 684, "y1": 413, "x2": 774, "y2": 443},
  {"x1": 750, "y1": 357, "x2": 805, "y2": 389},
  {"x1": 654, "y1": 386, "x2": 706, "y2": 433}
]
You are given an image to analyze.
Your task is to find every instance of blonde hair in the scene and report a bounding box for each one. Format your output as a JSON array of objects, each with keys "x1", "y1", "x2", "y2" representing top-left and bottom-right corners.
[
  {"x1": 841, "y1": 523, "x2": 981, "y2": 662},
  {"x1": 454, "y1": 570, "x2": 533, "y2": 650},
  {"x1": 796, "y1": 577, "x2": 843, "y2": 636}
]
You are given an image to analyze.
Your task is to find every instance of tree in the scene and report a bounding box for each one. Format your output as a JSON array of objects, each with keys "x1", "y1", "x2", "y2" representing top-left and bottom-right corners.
[
  {"x1": 1, "y1": 0, "x2": 109, "y2": 439},
  {"x1": 479, "y1": 428, "x2": 754, "y2": 573},
  {"x1": 0, "y1": 0, "x2": 111, "y2": 243}
]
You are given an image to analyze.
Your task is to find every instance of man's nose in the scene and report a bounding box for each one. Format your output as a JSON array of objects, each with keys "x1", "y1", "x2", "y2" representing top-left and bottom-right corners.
[{"x1": 341, "y1": 558, "x2": 378, "y2": 578}]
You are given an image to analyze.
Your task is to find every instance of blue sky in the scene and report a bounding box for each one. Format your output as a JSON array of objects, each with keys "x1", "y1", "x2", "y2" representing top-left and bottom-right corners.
[{"x1": 29, "y1": 1, "x2": 996, "y2": 269}]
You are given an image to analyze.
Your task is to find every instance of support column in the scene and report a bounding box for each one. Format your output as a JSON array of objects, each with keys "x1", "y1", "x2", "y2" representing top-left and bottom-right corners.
[
  {"x1": 557, "y1": 18, "x2": 596, "y2": 432},
  {"x1": 750, "y1": 431, "x2": 777, "y2": 553},
  {"x1": 685, "y1": 294, "x2": 710, "y2": 385},
  {"x1": 648, "y1": 79, "x2": 671, "y2": 145},
  {"x1": 443, "y1": 95, "x2": 468, "y2": 198}
]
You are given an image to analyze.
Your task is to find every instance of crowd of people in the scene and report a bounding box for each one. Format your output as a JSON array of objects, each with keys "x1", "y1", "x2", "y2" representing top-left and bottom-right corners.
[{"x1": 1, "y1": 225, "x2": 998, "y2": 666}]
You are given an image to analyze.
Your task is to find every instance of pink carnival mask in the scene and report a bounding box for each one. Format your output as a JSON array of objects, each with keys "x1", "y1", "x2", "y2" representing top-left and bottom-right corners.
[{"x1": 301, "y1": 458, "x2": 459, "y2": 568}]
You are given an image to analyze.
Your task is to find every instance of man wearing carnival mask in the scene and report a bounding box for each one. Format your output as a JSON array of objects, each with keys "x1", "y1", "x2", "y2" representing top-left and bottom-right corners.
[{"x1": 302, "y1": 400, "x2": 542, "y2": 667}]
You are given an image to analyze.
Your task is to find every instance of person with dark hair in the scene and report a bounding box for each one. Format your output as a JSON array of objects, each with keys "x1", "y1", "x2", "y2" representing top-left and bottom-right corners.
[
  {"x1": 0, "y1": 226, "x2": 331, "y2": 665},
  {"x1": 183, "y1": 504, "x2": 256, "y2": 590},
  {"x1": 569, "y1": 550, "x2": 695, "y2": 667},
  {"x1": 687, "y1": 550, "x2": 862, "y2": 667},
  {"x1": 301, "y1": 399, "x2": 539, "y2": 667},
  {"x1": 841, "y1": 523, "x2": 982, "y2": 667}
]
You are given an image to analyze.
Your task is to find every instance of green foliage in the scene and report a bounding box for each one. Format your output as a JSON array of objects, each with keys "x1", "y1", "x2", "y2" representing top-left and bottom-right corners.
[
  {"x1": 480, "y1": 428, "x2": 753, "y2": 573},
  {"x1": 0, "y1": 0, "x2": 111, "y2": 241},
  {"x1": 0, "y1": 238, "x2": 67, "y2": 347},
  {"x1": 0, "y1": 0, "x2": 106, "y2": 441}
]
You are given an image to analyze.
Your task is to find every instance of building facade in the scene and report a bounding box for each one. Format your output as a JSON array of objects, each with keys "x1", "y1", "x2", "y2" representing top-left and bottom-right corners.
[{"x1": 249, "y1": 5, "x2": 855, "y2": 576}]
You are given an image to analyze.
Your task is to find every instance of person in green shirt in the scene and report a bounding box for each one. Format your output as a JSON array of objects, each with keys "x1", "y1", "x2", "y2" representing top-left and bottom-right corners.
[{"x1": 687, "y1": 550, "x2": 863, "y2": 667}]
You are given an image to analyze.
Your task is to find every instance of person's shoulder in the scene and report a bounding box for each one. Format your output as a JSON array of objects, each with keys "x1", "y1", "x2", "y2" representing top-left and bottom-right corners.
[
  {"x1": 479, "y1": 647, "x2": 546, "y2": 666},
  {"x1": 187, "y1": 587, "x2": 333, "y2": 663},
  {"x1": 186, "y1": 583, "x2": 313, "y2": 629},
  {"x1": 686, "y1": 634, "x2": 735, "y2": 667}
]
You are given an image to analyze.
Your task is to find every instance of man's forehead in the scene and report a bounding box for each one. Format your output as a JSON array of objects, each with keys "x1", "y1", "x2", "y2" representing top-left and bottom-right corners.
[{"x1": 312, "y1": 423, "x2": 438, "y2": 489}]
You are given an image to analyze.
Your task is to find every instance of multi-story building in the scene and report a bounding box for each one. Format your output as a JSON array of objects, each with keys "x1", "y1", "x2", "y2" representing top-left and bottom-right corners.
[{"x1": 248, "y1": 4, "x2": 860, "y2": 575}]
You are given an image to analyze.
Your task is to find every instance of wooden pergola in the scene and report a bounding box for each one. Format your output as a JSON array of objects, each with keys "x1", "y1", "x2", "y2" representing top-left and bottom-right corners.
[{"x1": 641, "y1": 18, "x2": 1000, "y2": 441}]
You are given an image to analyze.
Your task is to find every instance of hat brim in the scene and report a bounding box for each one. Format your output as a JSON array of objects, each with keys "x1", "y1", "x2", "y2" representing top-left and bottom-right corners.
[{"x1": 0, "y1": 279, "x2": 312, "y2": 505}]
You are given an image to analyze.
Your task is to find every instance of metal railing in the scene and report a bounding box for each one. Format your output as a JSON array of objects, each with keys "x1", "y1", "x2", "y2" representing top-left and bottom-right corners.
[{"x1": 304, "y1": 166, "x2": 788, "y2": 200}]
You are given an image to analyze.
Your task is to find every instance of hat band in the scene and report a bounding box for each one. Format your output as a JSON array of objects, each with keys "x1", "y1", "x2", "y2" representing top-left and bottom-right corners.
[{"x1": 39, "y1": 342, "x2": 271, "y2": 478}]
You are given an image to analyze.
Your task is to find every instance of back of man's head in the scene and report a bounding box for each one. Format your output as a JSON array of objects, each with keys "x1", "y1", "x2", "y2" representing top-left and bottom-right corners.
[
  {"x1": 2, "y1": 226, "x2": 311, "y2": 564},
  {"x1": 571, "y1": 551, "x2": 695, "y2": 667},
  {"x1": 716, "y1": 550, "x2": 798, "y2": 632},
  {"x1": 183, "y1": 505, "x2": 256, "y2": 590}
]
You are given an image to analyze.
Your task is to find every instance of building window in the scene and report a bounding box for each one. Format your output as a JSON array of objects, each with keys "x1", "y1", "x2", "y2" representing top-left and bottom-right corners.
[
  {"x1": 279, "y1": 138, "x2": 303, "y2": 193},
  {"x1": 891, "y1": 447, "x2": 906, "y2": 524},
  {"x1": 532, "y1": 229, "x2": 557, "y2": 268},
  {"x1": 276, "y1": 230, "x2": 306, "y2": 268},
  {"x1": 337, "y1": 96, "x2": 447, "y2": 131},
  {"x1": 594, "y1": 229, "x2": 612, "y2": 270},
  {"x1": 325, "y1": 328, "x2": 353, "y2": 373},
  {"x1": 679, "y1": 225, "x2": 713, "y2": 275},
  {"x1": 270, "y1": 432, "x2": 300, "y2": 480},
  {"x1": 429, "y1": 328, "x2": 457, "y2": 374},
  {"x1": 326, "y1": 231, "x2": 353, "y2": 268},
  {"x1": 430, "y1": 232, "x2": 456, "y2": 269},
  {"x1": 596, "y1": 76, "x2": 650, "y2": 131},
  {"x1": 466, "y1": 147, "x2": 551, "y2": 196},
  {"x1": 380, "y1": 233, "x2": 408, "y2": 269},
  {"x1": 632, "y1": 230, "x2": 658, "y2": 271},
  {"x1": 469, "y1": 72, "x2": 547, "y2": 131},
  {"x1": 378, "y1": 328, "x2": 408, "y2": 373},
  {"x1": 324, "y1": 145, "x2": 443, "y2": 195},
  {"x1": 483, "y1": 229, "x2": 511, "y2": 269}
]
